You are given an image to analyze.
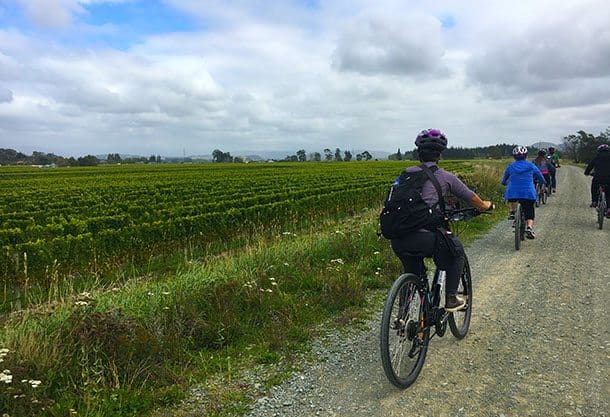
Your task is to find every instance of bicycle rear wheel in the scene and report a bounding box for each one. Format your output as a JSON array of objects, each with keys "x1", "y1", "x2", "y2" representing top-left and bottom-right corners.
[
  {"x1": 541, "y1": 186, "x2": 548, "y2": 205},
  {"x1": 449, "y1": 255, "x2": 473, "y2": 339},
  {"x1": 598, "y1": 191, "x2": 606, "y2": 230},
  {"x1": 380, "y1": 273, "x2": 429, "y2": 389},
  {"x1": 514, "y1": 203, "x2": 522, "y2": 250},
  {"x1": 535, "y1": 184, "x2": 541, "y2": 207}
]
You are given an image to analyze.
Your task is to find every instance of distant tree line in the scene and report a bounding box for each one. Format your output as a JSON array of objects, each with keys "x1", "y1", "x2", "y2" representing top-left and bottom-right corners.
[
  {"x1": 561, "y1": 128, "x2": 610, "y2": 163},
  {"x1": 0, "y1": 150, "x2": 168, "y2": 166},
  {"x1": 3, "y1": 129, "x2": 607, "y2": 167}
]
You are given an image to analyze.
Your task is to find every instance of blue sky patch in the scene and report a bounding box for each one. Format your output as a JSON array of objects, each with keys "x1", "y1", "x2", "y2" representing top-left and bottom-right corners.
[{"x1": 439, "y1": 15, "x2": 456, "y2": 29}]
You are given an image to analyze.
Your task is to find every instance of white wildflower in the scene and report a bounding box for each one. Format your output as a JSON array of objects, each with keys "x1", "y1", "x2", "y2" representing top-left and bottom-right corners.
[
  {"x1": 375, "y1": 272, "x2": 380, "y2": 275},
  {"x1": 79, "y1": 292, "x2": 92, "y2": 298},
  {"x1": 0, "y1": 370, "x2": 12, "y2": 384},
  {"x1": 283, "y1": 262, "x2": 289, "y2": 266},
  {"x1": 330, "y1": 258, "x2": 345, "y2": 264},
  {"x1": 265, "y1": 288, "x2": 273, "y2": 293},
  {"x1": 271, "y1": 282, "x2": 278, "y2": 286},
  {"x1": 147, "y1": 291, "x2": 154, "y2": 296},
  {"x1": 373, "y1": 251, "x2": 380, "y2": 255},
  {"x1": 75, "y1": 301, "x2": 89, "y2": 306},
  {"x1": 0, "y1": 348, "x2": 9, "y2": 354},
  {"x1": 161, "y1": 291, "x2": 170, "y2": 295},
  {"x1": 29, "y1": 379, "x2": 42, "y2": 388}
]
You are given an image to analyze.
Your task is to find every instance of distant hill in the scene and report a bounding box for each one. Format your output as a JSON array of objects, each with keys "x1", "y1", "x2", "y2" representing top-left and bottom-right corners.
[{"x1": 529, "y1": 141, "x2": 559, "y2": 150}]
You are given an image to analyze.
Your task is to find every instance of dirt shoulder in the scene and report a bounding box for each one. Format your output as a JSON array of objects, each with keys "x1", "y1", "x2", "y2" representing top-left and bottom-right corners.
[{"x1": 244, "y1": 165, "x2": 610, "y2": 417}]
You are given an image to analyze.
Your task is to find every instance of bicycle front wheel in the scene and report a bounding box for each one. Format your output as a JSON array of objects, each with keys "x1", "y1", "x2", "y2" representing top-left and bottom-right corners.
[
  {"x1": 449, "y1": 255, "x2": 473, "y2": 339},
  {"x1": 380, "y1": 273, "x2": 429, "y2": 389}
]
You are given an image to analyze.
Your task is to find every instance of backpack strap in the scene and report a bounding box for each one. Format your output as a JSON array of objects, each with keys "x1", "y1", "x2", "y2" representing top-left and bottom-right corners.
[{"x1": 419, "y1": 164, "x2": 446, "y2": 216}]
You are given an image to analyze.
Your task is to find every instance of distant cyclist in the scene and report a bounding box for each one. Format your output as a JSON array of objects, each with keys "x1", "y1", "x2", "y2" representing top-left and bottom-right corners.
[
  {"x1": 532, "y1": 149, "x2": 553, "y2": 194},
  {"x1": 501, "y1": 146, "x2": 546, "y2": 239},
  {"x1": 584, "y1": 144, "x2": 610, "y2": 215},
  {"x1": 547, "y1": 146, "x2": 560, "y2": 192}
]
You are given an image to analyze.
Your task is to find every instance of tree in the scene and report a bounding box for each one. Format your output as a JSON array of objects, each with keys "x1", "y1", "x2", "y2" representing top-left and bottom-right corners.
[
  {"x1": 396, "y1": 148, "x2": 402, "y2": 160},
  {"x1": 323, "y1": 148, "x2": 333, "y2": 161},
  {"x1": 361, "y1": 150, "x2": 372, "y2": 161},
  {"x1": 296, "y1": 149, "x2": 307, "y2": 162},
  {"x1": 311, "y1": 152, "x2": 321, "y2": 162},
  {"x1": 77, "y1": 155, "x2": 99, "y2": 166},
  {"x1": 212, "y1": 149, "x2": 233, "y2": 163},
  {"x1": 334, "y1": 148, "x2": 343, "y2": 162},
  {"x1": 156, "y1": 155, "x2": 162, "y2": 163},
  {"x1": 356, "y1": 153, "x2": 363, "y2": 161},
  {"x1": 343, "y1": 150, "x2": 352, "y2": 162}
]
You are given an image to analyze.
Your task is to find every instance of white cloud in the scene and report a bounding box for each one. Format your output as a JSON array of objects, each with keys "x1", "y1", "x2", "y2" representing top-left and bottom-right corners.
[
  {"x1": 333, "y1": 13, "x2": 448, "y2": 77},
  {"x1": 15, "y1": 0, "x2": 84, "y2": 28}
]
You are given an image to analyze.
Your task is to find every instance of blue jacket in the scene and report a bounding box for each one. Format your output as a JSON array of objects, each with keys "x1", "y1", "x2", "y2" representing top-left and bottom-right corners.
[{"x1": 501, "y1": 159, "x2": 546, "y2": 201}]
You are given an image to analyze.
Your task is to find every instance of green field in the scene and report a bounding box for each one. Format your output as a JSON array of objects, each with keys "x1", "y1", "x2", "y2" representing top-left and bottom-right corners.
[
  {"x1": 1, "y1": 160, "x2": 488, "y2": 305},
  {"x1": 0, "y1": 160, "x2": 506, "y2": 417}
]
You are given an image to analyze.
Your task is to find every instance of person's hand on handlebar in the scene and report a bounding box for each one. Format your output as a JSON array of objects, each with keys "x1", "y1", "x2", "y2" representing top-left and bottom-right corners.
[{"x1": 470, "y1": 193, "x2": 493, "y2": 211}]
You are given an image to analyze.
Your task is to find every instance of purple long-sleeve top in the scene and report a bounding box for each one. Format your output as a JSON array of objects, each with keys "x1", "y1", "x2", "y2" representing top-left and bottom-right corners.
[{"x1": 404, "y1": 161, "x2": 475, "y2": 206}]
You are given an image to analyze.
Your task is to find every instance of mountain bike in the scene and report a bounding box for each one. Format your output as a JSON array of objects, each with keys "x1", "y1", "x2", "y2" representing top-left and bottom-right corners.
[
  {"x1": 380, "y1": 207, "x2": 488, "y2": 389},
  {"x1": 596, "y1": 184, "x2": 607, "y2": 230},
  {"x1": 514, "y1": 202, "x2": 526, "y2": 250},
  {"x1": 535, "y1": 181, "x2": 548, "y2": 207}
]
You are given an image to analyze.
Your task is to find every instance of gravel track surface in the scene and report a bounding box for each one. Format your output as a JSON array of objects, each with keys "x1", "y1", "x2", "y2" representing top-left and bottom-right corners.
[{"x1": 244, "y1": 165, "x2": 609, "y2": 417}]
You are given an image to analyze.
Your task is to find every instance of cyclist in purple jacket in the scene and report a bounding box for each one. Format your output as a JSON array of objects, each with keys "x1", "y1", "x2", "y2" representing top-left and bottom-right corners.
[
  {"x1": 502, "y1": 146, "x2": 546, "y2": 239},
  {"x1": 390, "y1": 129, "x2": 493, "y2": 312}
]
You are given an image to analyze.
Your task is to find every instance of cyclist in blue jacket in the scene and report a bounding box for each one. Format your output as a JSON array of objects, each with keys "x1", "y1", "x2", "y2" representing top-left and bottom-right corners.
[{"x1": 501, "y1": 146, "x2": 546, "y2": 239}]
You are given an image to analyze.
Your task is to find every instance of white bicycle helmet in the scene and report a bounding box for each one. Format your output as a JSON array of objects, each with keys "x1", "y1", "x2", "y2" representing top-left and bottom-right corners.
[{"x1": 512, "y1": 146, "x2": 528, "y2": 158}]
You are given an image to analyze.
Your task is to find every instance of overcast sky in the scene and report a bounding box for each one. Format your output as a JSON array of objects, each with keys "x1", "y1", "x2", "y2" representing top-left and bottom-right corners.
[{"x1": 1, "y1": 0, "x2": 609, "y2": 157}]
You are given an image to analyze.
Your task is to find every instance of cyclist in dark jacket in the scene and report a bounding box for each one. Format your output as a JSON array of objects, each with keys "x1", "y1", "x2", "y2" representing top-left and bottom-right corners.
[
  {"x1": 390, "y1": 129, "x2": 493, "y2": 312},
  {"x1": 584, "y1": 144, "x2": 610, "y2": 214},
  {"x1": 547, "y1": 146, "x2": 560, "y2": 192}
]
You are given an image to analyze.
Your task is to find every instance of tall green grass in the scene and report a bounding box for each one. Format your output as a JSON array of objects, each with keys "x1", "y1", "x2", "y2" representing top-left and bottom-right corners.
[{"x1": 0, "y1": 162, "x2": 506, "y2": 417}]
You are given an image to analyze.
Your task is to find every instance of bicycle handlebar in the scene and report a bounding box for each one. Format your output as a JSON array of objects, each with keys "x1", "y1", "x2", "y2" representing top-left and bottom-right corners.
[{"x1": 446, "y1": 205, "x2": 494, "y2": 222}]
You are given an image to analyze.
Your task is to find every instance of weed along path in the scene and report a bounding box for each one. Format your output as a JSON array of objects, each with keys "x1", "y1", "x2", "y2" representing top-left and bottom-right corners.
[{"x1": 240, "y1": 165, "x2": 609, "y2": 417}]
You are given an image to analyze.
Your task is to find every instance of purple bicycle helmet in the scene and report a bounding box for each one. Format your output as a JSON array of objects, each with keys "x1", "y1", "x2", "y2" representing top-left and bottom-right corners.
[
  {"x1": 512, "y1": 145, "x2": 528, "y2": 159},
  {"x1": 597, "y1": 144, "x2": 609, "y2": 152},
  {"x1": 415, "y1": 128, "x2": 448, "y2": 152}
]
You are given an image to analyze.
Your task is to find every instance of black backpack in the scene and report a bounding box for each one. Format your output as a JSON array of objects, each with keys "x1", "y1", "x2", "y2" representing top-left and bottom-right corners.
[{"x1": 379, "y1": 164, "x2": 445, "y2": 239}]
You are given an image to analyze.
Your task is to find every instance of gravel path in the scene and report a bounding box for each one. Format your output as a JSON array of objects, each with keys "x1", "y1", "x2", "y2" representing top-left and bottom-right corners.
[{"x1": 244, "y1": 165, "x2": 610, "y2": 417}]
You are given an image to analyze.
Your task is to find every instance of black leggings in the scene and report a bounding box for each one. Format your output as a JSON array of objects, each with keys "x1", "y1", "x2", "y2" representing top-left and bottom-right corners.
[
  {"x1": 391, "y1": 231, "x2": 464, "y2": 295},
  {"x1": 508, "y1": 199, "x2": 535, "y2": 221}
]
